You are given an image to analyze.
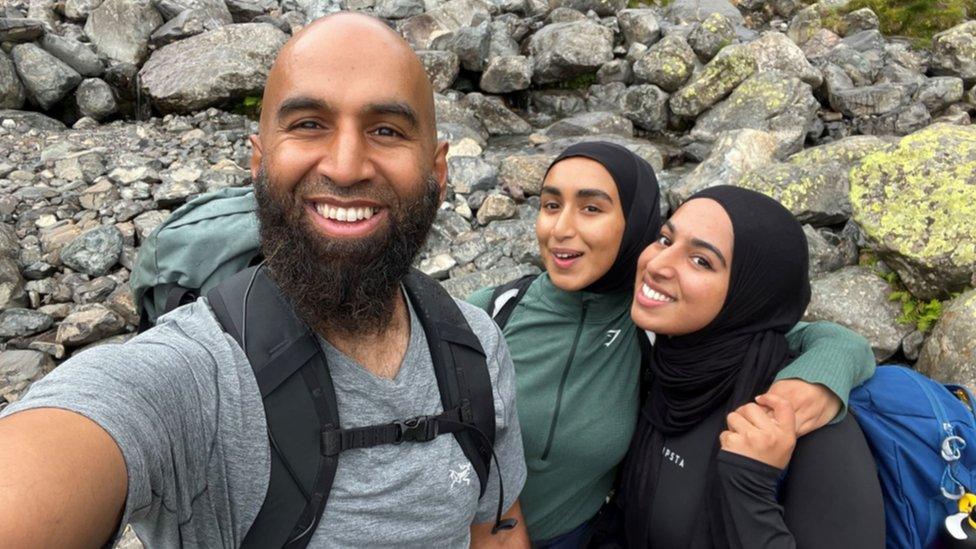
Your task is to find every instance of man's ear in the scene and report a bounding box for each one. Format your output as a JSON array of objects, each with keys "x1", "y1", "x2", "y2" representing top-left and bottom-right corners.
[
  {"x1": 433, "y1": 140, "x2": 449, "y2": 202},
  {"x1": 249, "y1": 135, "x2": 263, "y2": 179}
]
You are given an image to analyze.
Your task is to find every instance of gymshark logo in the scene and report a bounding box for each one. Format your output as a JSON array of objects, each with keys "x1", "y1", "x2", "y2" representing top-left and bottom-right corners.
[
  {"x1": 449, "y1": 463, "x2": 472, "y2": 489},
  {"x1": 604, "y1": 330, "x2": 621, "y2": 347}
]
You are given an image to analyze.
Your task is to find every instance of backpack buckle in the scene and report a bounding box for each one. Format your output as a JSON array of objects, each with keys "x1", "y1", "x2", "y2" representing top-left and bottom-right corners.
[
  {"x1": 394, "y1": 415, "x2": 438, "y2": 444},
  {"x1": 942, "y1": 435, "x2": 966, "y2": 462}
]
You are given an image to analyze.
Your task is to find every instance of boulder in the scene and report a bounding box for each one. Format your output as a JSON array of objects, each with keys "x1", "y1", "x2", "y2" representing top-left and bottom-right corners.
[
  {"x1": 803, "y1": 266, "x2": 912, "y2": 362},
  {"x1": 480, "y1": 56, "x2": 532, "y2": 94},
  {"x1": 54, "y1": 150, "x2": 106, "y2": 183},
  {"x1": 84, "y1": 0, "x2": 163, "y2": 65},
  {"x1": 804, "y1": 225, "x2": 853, "y2": 279},
  {"x1": 687, "y1": 13, "x2": 735, "y2": 62},
  {"x1": 632, "y1": 34, "x2": 697, "y2": 93},
  {"x1": 39, "y1": 34, "x2": 102, "y2": 77},
  {"x1": 745, "y1": 31, "x2": 822, "y2": 87},
  {"x1": 439, "y1": 22, "x2": 490, "y2": 72},
  {"x1": 139, "y1": 23, "x2": 287, "y2": 113},
  {"x1": 597, "y1": 60, "x2": 632, "y2": 85},
  {"x1": 0, "y1": 18, "x2": 47, "y2": 43},
  {"x1": 536, "y1": 136, "x2": 664, "y2": 174},
  {"x1": 915, "y1": 76, "x2": 965, "y2": 114},
  {"x1": 10, "y1": 43, "x2": 82, "y2": 110},
  {"x1": 917, "y1": 289, "x2": 976, "y2": 386},
  {"x1": 829, "y1": 83, "x2": 910, "y2": 118},
  {"x1": 149, "y1": 8, "x2": 210, "y2": 47},
  {"x1": 60, "y1": 224, "x2": 123, "y2": 276},
  {"x1": 417, "y1": 50, "x2": 459, "y2": 93},
  {"x1": 667, "y1": 0, "x2": 743, "y2": 25},
  {"x1": 64, "y1": 0, "x2": 105, "y2": 21},
  {"x1": 527, "y1": 20, "x2": 614, "y2": 85},
  {"x1": 545, "y1": 111, "x2": 634, "y2": 138},
  {"x1": 400, "y1": 0, "x2": 492, "y2": 50},
  {"x1": 75, "y1": 78, "x2": 117, "y2": 121},
  {"x1": 0, "y1": 308, "x2": 53, "y2": 339},
  {"x1": 849, "y1": 124, "x2": 976, "y2": 299},
  {"x1": 840, "y1": 7, "x2": 879, "y2": 36},
  {"x1": 463, "y1": 93, "x2": 531, "y2": 136},
  {"x1": 669, "y1": 44, "x2": 756, "y2": 118},
  {"x1": 448, "y1": 156, "x2": 497, "y2": 194},
  {"x1": 738, "y1": 135, "x2": 893, "y2": 226},
  {"x1": 498, "y1": 153, "x2": 555, "y2": 196},
  {"x1": 0, "y1": 350, "x2": 55, "y2": 403},
  {"x1": 0, "y1": 257, "x2": 27, "y2": 310},
  {"x1": 617, "y1": 9, "x2": 661, "y2": 47},
  {"x1": 0, "y1": 51, "x2": 26, "y2": 110},
  {"x1": 668, "y1": 129, "x2": 778, "y2": 208},
  {"x1": 688, "y1": 70, "x2": 819, "y2": 159},
  {"x1": 827, "y1": 44, "x2": 880, "y2": 87},
  {"x1": 154, "y1": 0, "x2": 233, "y2": 25},
  {"x1": 374, "y1": 0, "x2": 425, "y2": 18},
  {"x1": 549, "y1": 0, "x2": 626, "y2": 16},
  {"x1": 932, "y1": 21, "x2": 976, "y2": 86},
  {"x1": 854, "y1": 102, "x2": 932, "y2": 137},
  {"x1": 620, "y1": 84, "x2": 669, "y2": 132},
  {"x1": 476, "y1": 194, "x2": 517, "y2": 225},
  {"x1": 56, "y1": 304, "x2": 125, "y2": 346},
  {"x1": 442, "y1": 264, "x2": 539, "y2": 300},
  {"x1": 418, "y1": 253, "x2": 457, "y2": 280}
]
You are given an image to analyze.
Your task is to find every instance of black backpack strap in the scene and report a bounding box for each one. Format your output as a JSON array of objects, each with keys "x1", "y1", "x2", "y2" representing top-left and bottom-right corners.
[
  {"x1": 636, "y1": 327, "x2": 654, "y2": 405},
  {"x1": 208, "y1": 266, "x2": 339, "y2": 549},
  {"x1": 488, "y1": 274, "x2": 537, "y2": 329},
  {"x1": 403, "y1": 269, "x2": 516, "y2": 533}
]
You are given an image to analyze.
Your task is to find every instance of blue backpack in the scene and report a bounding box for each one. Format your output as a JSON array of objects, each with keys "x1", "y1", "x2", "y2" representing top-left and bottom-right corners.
[{"x1": 850, "y1": 365, "x2": 976, "y2": 548}]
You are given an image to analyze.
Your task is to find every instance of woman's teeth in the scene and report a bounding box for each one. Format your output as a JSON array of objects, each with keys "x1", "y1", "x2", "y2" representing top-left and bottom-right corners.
[
  {"x1": 642, "y1": 283, "x2": 675, "y2": 302},
  {"x1": 553, "y1": 252, "x2": 582, "y2": 259},
  {"x1": 316, "y1": 204, "x2": 376, "y2": 222}
]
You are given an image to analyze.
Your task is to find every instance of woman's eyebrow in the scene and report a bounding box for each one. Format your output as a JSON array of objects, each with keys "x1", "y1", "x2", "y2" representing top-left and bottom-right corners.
[
  {"x1": 665, "y1": 220, "x2": 728, "y2": 268},
  {"x1": 540, "y1": 186, "x2": 561, "y2": 196},
  {"x1": 577, "y1": 189, "x2": 613, "y2": 202}
]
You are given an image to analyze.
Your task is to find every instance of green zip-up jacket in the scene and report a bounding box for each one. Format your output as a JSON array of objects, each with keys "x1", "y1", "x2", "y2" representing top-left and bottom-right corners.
[{"x1": 467, "y1": 273, "x2": 876, "y2": 541}]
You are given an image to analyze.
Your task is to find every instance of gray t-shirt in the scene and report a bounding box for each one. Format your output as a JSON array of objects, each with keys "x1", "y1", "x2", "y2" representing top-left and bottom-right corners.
[{"x1": 2, "y1": 296, "x2": 526, "y2": 548}]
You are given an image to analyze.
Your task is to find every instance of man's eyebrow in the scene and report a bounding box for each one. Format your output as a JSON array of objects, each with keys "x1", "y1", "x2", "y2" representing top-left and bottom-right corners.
[
  {"x1": 362, "y1": 101, "x2": 418, "y2": 130},
  {"x1": 276, "y1": 96, "x2": 330, "y2": 119},
  {"x1": 664, "y1": 220, "x2": 728, "y2": 268}
]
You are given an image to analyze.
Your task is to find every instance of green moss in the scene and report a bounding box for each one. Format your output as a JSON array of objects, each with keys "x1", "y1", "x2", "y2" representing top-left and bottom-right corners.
[
  {"x1": 556, "y1": 71, "x2": 598, "y2": 90},
  {"x1": 879, "y1": 266, "x2": 958, "y2": 332},
  {"x1": 826, "y1": 0, "x2": 976, "y2": 47},
  {"x1": 233, "y1": 95, "x2": 262, "y2": 120}
]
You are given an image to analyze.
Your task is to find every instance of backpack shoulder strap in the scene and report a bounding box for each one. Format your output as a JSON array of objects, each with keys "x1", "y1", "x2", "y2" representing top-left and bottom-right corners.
[
  {"x1": 636, "y1": 327, "x2": 654, "y2": 404},
  {"x1": 488, "y1": 274, "x2": 537, "y2": 330},
  {"x1": 208, "y1": 266, "x2": 339, "y2": 549},
  {"x1": 404, "y1": 269, "x2": 495, "y2": 496}
]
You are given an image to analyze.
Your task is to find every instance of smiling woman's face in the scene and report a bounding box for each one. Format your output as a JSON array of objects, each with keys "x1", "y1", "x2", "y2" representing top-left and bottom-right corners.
[
  {"x1": 535, "y1": 157, "x2": 626, "y2": 292},
  {"x1": 631, "y1": 198, "x2": 733, "y2": 336}
]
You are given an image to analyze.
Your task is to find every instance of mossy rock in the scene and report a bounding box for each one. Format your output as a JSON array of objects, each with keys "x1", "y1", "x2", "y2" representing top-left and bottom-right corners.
[
  {"x1": 917, "y1": 289, "x2": 976, "y2": 387},
  {"x1": 932, "y1": 20, "x2": 976, "y2": 85},
  {"x1": 669, "y1": 44, "x2": 756, "y2": 118},
  {"x1": 738, "y1": 136, "x2": 893, "y2": 226},
  {"x1": 850, "y1": 124, "x2": 976, "y2": 300}
]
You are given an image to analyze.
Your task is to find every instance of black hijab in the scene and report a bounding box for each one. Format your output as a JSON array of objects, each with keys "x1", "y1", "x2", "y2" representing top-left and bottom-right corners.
[
  {"x1": 621, "y1": 185, "x2": 811, "y2": 547},
  {"x1": 545, "y1": 142, "x2": 661, "y2": 294}
]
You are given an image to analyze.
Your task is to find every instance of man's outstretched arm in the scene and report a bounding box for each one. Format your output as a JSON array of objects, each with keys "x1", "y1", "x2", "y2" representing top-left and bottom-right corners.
[{"x1": 0, "y1": 408, "x2": 127, "y2": 549}]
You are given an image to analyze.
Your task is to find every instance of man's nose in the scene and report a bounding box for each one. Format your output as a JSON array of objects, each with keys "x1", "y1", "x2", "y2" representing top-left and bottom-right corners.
[{"x1": 315, "y1": 124, "x2": 377, "y2": 187}]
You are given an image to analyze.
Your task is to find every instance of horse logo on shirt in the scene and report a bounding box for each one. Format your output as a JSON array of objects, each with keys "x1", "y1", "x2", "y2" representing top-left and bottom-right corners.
[{"x1": 450, "y1": 463, "x2": 472, "y2": 489}]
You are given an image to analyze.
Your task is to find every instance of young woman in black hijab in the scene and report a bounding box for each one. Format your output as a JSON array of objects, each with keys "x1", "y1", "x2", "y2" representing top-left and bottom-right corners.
[
  {"x1": 465, "y1": 144, "x2": 877, "y2": 547},
  {"x1": 622, "y1": 185, "x2": 884, "y2": 547}
]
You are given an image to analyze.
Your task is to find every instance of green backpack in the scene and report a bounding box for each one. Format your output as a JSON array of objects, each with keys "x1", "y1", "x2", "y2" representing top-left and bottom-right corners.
[{"x1": 130, "y1": 186, "x2": 261, "y2": 328}]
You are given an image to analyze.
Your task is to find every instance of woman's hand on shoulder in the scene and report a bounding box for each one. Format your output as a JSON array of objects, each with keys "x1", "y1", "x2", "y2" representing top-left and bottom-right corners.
[{"x1": 719, "y1": 393, "x2": 797, "y2": 470}]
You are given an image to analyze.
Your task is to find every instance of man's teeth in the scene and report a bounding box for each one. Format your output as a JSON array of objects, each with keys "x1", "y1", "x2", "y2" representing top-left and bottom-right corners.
[
  {"x1": 316, "y1": 204, "x2": 376, "y2": 222},
  {"x1": 641, "y1": 283, "x2": 675, "y2": 302}
]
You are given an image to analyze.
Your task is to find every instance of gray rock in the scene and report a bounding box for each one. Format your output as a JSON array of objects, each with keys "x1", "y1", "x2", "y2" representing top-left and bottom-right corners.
[
  {"x1": 105, "y1": 282, "x2": 138, "y2": 326},
  {"x1": 56, "y1": 304, "x2": 125, "y2": 346},
  {"x1": 804, "y1": 225, "x2": 849, "y2": 278},
  {"x1": 488, "y1": 20, "x2": 520, "y2": 59},
  {"x1": 632, "y1": 34, "x2": 697, "y2": 93},
  {"x1": 10, "y1": 43, "x2": 82, "y2": 110},
  {"x1": 84, "y1": 0, "x2": 164, "y2": 65},
  {"x1": 932, "y1": 21, "x2": 976, "y2": 85},
  {"x1": 746, "y1": 31, "x2": 822, "y2": 87},
  {"x1": 418, "y1": 50, "x2": 459, "y2": 93},
  {"x1": 400, "y1": 0, "x2": 491, "y2": 50},
  {"x1": 667, "y1": 0, "x2": 743, "y2": 25},
  {"x1": 476, "y1": 193, "x2": 517, "y2": 225},
  {"x1": 546, "y1": 111, "x2": 634, "y2": 138},
  {"x1": 498, "y1": 153, "x2": 555, "y2": 196},
  {"x1": 79, "y1": 179, "x2": 121, "y2": 211},
  {"x1": 670, "y1": 44, "x2": 756, "y2": 118},
  {"x1": 154, "y1": 164, "x2": 203, "y2": 206},
  {"x1": 60, "y1": 224, "x2": 123, "y2": 276},
  {"x1": 54, "y1": 150, "x2": 106, "y2": 183},
  {"x1": 687, "y1": 13, "x2": 735, "y2": 62},
  {"x1": 0, "y1": 224, "x2": 16, "y2": 260},
  {"x1": 527, "y1": 20, "x2": 614, "y2": 85},
  {"x1": 377, "y1": 0, "x2": 426, "y2": 18},
  {"x1": 448, "y1": 156, "x2": 497, "y2": 194},
  {"x1": 418, "y1": 253, "x2": 457, "y2": 280},
  {"x1": 445, "y1": 22, "x2": 491, "y2": 72},
  {"x1": 73, "y1": 276, "x2": 117, "y2": 304},
  {"x1": 901, "y1": 330, "x2": 925, "y2": 362},
  {"x1": 226, "y1": 0, "x2": 270, "y2": 22},
  {"x1": 0, "y1": 257, "x2": 27, "y2": 310},
  {"x1": 139, "y1": 23, "x2": 287, "y2": 113},
  {"x1": 39, "y1": 34, "x2": 102, "y2": 77},
  {"x1": 463, "y1": 93, "x2": 532, "y2": 135},
  {"x1": 586, "y1": 82, "x2": 627, "y2": 112},
  {"x1": 451, "y1": 230, "x2": 487, "y2": 265},
  {"x1": 689, "y1": 70, "x2": 819, "y2": 159},
  {"x1": 64, "y1": 0, "x2": 105, "y2": 21},
  {"x1": 827, "y1": 44, "x2": 880, "y2": 87},
  {"x1": 436, "y1": 94, "x2": 487, "y2": 139},
  {"x1": 529, "y1": 91, "x2": 586, "y2": 121},
  {"x1": 480, "y1": 56, "x2": 532, "y2": 93},
  {"x1": 549, "y1": 0, "x2": 625, "y2": 16},
  {"x1": 133, "y1": 210, "x2": 169, "y2": 242},
  {"x1": 0, "y1": 51, "x2": 26, "y2": 110},
  {"x1": 875, "y1": 63, "x2": 927, "y2": 88},
  {"x1": 618, "y1": 9, "x2": 661, "y2": 47},
  {"x1": 840, "y1": 7, "x2": 879, "y2": 36},
  {"x1": 915, "y1": 76, "x2": 965, "y2": 113},
  {"x1": 546, "y1": 7, "x2": 587, "y2": 23},
  {"x1": 597, "y1": 60, "x2": 632, "y2": 85},
  {"x1": 442, "y1": 263, "x2": 539, "y2": 300},
  {"x1": 830, "y1": 84, "x2": 911, "y2": 117},
  {"x1": 536, "y1": 135, "x2": 665, "y2": 173},
  {"x1": 155, "y1": 0, "x2": 233, "y2": 24},
  {"x1": 917, "y1": 289, "x2": 976, "y2": 385},
  {"x1": 0, "y1": 18, "x2": 47, "y2": 43},
  {"x1": 0, "y1": 308, "x2": 53, "y2": 339},
  {"x1": 802, "y1": 28, "x2": 842, "y2": 62},
  {"x1": 438, "y1": 123, "x2": 486, "y2": 156},
  {"x1": 854, "y1": 102, "x2": 932, "y2": 136},
  {"x1": 620, "y1": 84, "x2": 669, "y2": 132},
  {"x1": 803, "y1": 266, "x2": 911, "y2": 362},
  {"x1": 0, "y1": 350, "x2": 55, "y2": 403},
  {"x1": 75, "y1": 78, "x2": 117, "y2": 121},
  {"x1": 149, "y1": 8, "x2": 209, "y2": 47},
  {"x1": 668, "y1": 129, "x2": 778, "y2": 208}
]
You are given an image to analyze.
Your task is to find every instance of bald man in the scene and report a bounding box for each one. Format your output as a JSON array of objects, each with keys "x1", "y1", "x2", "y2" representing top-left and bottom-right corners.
[{"x1": 0, "y1": 13, "x2": 529, "y2": 548}]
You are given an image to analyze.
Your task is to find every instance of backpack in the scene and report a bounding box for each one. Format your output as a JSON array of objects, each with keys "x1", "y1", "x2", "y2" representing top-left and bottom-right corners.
[
  {"x1": 131, "y1": 188, "x2": 513, "y2": 548},
  {"x1": 849, "y1": 365, "x2": 976, "y2": 548}
]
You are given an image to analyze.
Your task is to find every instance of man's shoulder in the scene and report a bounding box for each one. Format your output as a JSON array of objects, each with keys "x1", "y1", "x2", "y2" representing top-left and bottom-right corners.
[{"x1": 452, "y1": 298, "x2": 502, "y2": 354}]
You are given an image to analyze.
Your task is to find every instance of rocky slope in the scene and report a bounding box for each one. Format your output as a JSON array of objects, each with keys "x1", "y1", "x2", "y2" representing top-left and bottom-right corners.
[{"x1": 1, "y1": 0, "x2": 975, "y2": 407}]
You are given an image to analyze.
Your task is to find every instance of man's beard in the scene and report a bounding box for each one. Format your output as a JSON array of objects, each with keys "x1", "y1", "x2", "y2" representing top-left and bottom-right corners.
[{"x1": 253, "y1": 168, "x2": 441, "y2": 336}]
